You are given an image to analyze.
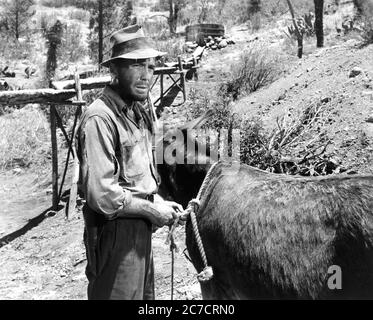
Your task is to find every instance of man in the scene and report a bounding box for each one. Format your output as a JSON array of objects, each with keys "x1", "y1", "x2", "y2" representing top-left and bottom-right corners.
[{"x1": 76, "y1": 25, "x2": 183, "y2": 300}]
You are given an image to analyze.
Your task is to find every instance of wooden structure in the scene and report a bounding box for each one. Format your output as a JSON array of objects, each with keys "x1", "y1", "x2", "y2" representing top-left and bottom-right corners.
[
  {"x1": 185, "y1": 24, "x2": 225, "y2": 42},
  {"x1": 0, "y1": 49, "x2": 205, "y2": 218}
]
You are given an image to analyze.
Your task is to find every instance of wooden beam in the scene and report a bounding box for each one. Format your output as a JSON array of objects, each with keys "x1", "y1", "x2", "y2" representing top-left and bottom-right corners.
[
  {"x1": 51, "y1": 76, "x2": 111, "y2": 90},
  {"x1": 0, "y1": 89, "x2": 77, "y2": 106}
]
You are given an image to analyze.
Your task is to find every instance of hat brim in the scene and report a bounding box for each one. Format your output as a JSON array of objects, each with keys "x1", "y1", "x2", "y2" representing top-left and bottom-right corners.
[{"x1": 101, "y1": 48, "x2": 167, "y2": 67}]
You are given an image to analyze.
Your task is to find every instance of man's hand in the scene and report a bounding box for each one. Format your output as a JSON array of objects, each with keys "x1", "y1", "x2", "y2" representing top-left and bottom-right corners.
[
  {"x1": 163, "y1": 200, "x2": 187, "y2": 225},
  {"x1": 151, "y1": 201, "x2": 181, "y2": 227},
  {"x1": 117, "y1": 197, "x2": 185, "y2": 228}
]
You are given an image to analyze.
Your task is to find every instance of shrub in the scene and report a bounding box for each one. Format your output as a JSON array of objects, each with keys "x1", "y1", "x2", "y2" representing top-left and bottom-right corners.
[
  {"x1": 141, "y1": 17, "x2": 170, "y2": 41},
  {"x1": 60, "y1": 22, "x2": 88, "y2": 63},
  {"x1": 184, "y1": 87, "x2": 338, "y2": 176},
  {"x1": 155, "y1": 36, "x2": 188, "y2": 62},
  {"x1": 0, "y1": 105, "x2": 51, "y2": 170},
  {"x1": 219, "y1": 44, "x2": 282, "y2": 100},
  {"x1": 359, "y1": 0, "x2": 373, "y2": 44}
]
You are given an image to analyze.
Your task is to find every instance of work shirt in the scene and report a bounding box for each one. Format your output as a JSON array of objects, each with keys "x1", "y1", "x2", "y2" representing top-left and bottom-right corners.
[{"x1": 76, "y1": 85, "x2": 158, "y2": 220}]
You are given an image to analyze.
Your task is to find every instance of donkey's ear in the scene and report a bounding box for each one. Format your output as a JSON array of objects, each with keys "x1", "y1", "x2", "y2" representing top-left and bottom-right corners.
[{"x1": 179, "y1": 109, "x2": 214, "y2": 130}]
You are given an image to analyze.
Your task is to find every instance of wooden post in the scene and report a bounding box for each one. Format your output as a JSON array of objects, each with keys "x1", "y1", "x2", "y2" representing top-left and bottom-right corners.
[
  {"x1": 50, "y1": 105, "x2": 59, "y2": 211},
  {"x1": 160, "y1": 73, "x2": 164, "y2": 106},
  {"x1": 178, "y1": 56, "x2": 186, "y2": 102},
  {"x1": 193, "y1": 57, "x2": 198, "y2": 81},
  {"x1": 67, "y1": 73, "x2": 84, "y2": 219}
]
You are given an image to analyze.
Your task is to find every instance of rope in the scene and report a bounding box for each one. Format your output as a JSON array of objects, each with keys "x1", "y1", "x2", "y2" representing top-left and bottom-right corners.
[{"x1": 166, "y1": 161, "x2": 219, "y2": 290}]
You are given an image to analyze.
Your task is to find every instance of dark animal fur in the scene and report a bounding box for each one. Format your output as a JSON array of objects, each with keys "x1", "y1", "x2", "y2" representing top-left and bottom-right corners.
[{"x1": 157, "y1": 115, "x2": 373, "y2": 299}]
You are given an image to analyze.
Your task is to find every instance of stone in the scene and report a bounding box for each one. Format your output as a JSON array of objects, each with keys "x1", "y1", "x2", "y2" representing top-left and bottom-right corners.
[
  {"x1": 218, "y1": 39, "x2": 228, "y2": 48},
  {"x1": 349, "y1": 67, "x2": 363, "y2": 78},
  {"x1": 321, "y1": 96, "x2": 331, "y2": 103}
]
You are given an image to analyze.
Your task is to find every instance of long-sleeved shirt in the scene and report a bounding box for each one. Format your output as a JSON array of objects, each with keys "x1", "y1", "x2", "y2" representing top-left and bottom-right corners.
[{"x1": 76, "y1": 85, "x2": 158, "y2": 220}]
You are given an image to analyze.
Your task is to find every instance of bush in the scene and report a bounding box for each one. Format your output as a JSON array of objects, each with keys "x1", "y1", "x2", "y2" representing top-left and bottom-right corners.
[
  {"x1": 141, "y1": 17, "x2": 170, "y2": 41},
  {"x1": 155, "y1": 36, "x2": 188, "y2": 62},
  {"x1": 60, "y1": 22, "x2": 88, "y2": 63},
  {"x1": 0, "y1": 105, "x2": 51, "y2": 170},
  {"x1": 359, "y1": 0, "x2": 373, "y2": 44},
  {"x1": 219, "y1": 44, "x2": 282, "y2": 100}
]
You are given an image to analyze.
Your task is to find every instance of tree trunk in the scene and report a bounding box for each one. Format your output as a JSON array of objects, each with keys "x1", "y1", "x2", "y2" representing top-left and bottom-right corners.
[
  {"x1": 168, "y1": 0, "x2": 178, "y2": 34},
  {"x1": 314, "y1": 0, "x2": 324, "y2": 48},
  {"x1": 98, "y1": 0, "x2": 103, "y2": 68}
]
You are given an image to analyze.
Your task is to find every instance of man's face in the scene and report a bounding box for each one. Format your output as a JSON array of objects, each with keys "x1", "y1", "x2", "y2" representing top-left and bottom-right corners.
[{"x1": 114, "y1": 58, "x2": 155, "y2": 102}]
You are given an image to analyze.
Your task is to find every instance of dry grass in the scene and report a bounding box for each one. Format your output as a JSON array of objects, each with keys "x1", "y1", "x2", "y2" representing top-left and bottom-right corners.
[{"x1": 0, "y1": 105, "x2": 51, "y2": 171}]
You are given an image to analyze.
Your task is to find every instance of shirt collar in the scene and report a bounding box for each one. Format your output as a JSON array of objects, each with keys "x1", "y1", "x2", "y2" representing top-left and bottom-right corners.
[{"x1": 101, "y1": 85, "x2": 136, "y2": 117}]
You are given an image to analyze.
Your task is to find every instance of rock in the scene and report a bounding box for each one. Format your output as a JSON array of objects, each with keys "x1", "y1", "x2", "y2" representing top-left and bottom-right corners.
[
  {"x1": 12, "y1": 168, "x2": 22, "y2": 175},
  {"x1": 210, "y1": 45, "x2": 218, "y2": 50},
  {"x1": 218, "y1": 39, "x2": 228, "y2": 48},
  {"x1": 321, "y1": 96, "x2": 331, "y2": 103},
  {"x1": 362, "y1": 123, "x2": 373, "y2": 138},
  {"x1": 349, "y1": 67, "x2": 363, "y2": 78}
]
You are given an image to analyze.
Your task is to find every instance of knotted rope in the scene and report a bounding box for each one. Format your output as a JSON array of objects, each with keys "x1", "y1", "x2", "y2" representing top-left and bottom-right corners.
[{"x1": 166, "y1": 161, "x2": 219, "y2": 299}]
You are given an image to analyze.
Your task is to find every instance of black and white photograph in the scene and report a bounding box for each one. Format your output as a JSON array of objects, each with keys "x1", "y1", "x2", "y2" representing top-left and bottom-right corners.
[{"x1": 1, "y1": 0, "x2": 373, "y2": 304}]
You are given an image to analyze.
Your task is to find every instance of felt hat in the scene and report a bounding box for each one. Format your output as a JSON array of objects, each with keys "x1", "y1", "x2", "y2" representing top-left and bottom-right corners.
[{"x1": 101, "y1": 25, "x2": 166, "y2": 67}]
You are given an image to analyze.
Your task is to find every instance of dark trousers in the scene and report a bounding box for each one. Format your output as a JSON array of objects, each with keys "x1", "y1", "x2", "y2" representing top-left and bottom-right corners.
[{"x1": 83, "y1": 205, "x2": 154, "y2": 300}]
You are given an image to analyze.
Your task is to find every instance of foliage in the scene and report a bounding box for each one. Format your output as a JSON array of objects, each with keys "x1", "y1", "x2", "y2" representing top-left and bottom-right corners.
[
  {"x1": 60, "y1": 22, "x2": 88, "y2": 63},
  {"x1": 219, "y1": 45, "x2": 282, "y2": 100},
  {"x1": 39, "y1": 0, "x2": 96, "y2": 10},
  {"x1": 185, "y1": 86, "x2": 339, "y2": 176},
  {"x1": 88, "y1": 0, "x2": 134, "y2": 64},
  {"x1": 0, "y1": 0, "x2": 35, "y2": 39},
  {"x1": 43, "y1": 19, "x2": 64, "y2": 82},
  {"x1": 357, "y1": 0, "x2": 373, "y2": 45},
  {"x1": 0, "y1": 106, "x2": 51, "y2": 170}
]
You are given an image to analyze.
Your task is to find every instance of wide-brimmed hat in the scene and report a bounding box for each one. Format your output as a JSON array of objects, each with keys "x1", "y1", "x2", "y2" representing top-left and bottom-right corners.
[{"x1": 101, "y1": 25, "x2": 166, "y2": 67}]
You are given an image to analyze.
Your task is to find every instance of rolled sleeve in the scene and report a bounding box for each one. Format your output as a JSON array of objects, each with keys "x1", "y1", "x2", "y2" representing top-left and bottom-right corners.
[{"x1": 80, "y1": 115, "x2": 132, "y2": 219}]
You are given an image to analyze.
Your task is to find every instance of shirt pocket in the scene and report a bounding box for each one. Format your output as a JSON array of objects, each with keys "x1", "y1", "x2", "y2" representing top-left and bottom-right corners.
[{"x1": 120, "y1": 136, "x2": 147, "y2": 180}]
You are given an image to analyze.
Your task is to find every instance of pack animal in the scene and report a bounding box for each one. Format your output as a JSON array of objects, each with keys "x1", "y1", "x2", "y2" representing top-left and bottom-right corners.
[{"x1": 157, "y1": 113, "x2": 373, "y2": 299}]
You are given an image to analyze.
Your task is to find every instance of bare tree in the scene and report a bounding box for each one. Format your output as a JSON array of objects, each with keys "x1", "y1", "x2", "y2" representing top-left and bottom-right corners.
[
  {"x1": 168, "y1": 0, "x2": 183, "y2": 34},
  {"x1": 314, "y1": 0, "x2": 324, "y2": 47}
]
